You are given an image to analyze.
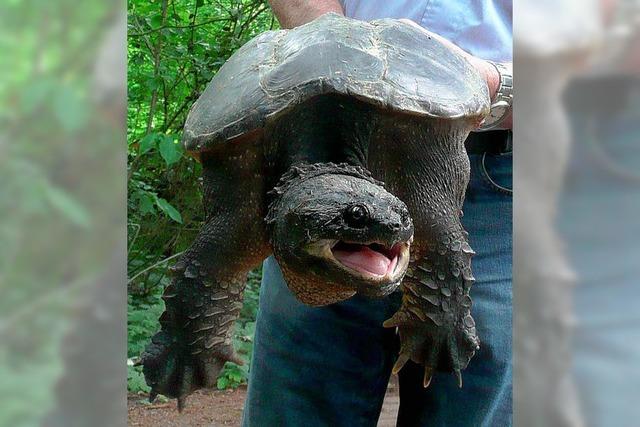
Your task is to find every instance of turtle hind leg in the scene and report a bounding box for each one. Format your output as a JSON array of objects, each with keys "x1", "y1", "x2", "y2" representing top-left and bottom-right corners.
[{"x1": 385, "y1": 249, "x2": 479, "y2": 388}]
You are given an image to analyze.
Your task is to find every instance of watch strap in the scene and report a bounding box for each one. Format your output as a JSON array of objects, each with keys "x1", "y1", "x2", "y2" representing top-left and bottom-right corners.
[{"x1": 478, "y1": 61, "x2": 513, "y2": 131}]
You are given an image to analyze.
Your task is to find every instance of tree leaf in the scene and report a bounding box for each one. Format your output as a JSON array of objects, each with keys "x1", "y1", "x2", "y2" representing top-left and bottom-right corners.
[
  {"x1": 158, "y1": 135, "x2": 182, "y2": 166},
  {"x1": 156, "y1": 197, "x2": 182, "y2": 223},
  {"x1": 150, "y1": 13, "x2": 163, "y2": 28},
  {"x1": 138, "y1": 192, "x2": 156, "y2": 215},
  {"x1": 217, "y1": 376, "x2": 229, "y2": 390},
  {"x1": 139, "y1": 133, "x2": 158, "y2": 154}
]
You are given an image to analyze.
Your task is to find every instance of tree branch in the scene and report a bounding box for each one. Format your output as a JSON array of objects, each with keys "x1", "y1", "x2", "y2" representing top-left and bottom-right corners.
[
  {"x1": 127, "y1": 251, "x2": 185, "y2": 285},
  {"x1": 128, "y1": 17, "x2": 231, "y2": 37}
]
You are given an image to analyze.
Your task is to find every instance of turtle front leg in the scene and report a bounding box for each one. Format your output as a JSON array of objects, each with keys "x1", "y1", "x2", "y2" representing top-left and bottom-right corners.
[
  {"x1": 140, "y1": 218, "x2": 268, "y2": 410},
  {"x1": 140, "y1": 146, "x2": 267, "y2": 409},
  {"x1": 384, "y1": 230, "x2": 479, "y2": 388}
]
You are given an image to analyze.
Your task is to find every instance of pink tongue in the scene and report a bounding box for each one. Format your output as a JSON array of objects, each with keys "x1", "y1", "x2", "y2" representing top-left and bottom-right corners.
[{"x1": 333, "y1": 246, "x2": 393, "y2": 276}]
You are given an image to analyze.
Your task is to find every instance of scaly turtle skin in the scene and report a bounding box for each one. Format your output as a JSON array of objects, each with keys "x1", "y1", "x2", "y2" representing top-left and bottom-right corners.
[{"x1": 140, "y1": 13, "x2": 490, "y2": 408}]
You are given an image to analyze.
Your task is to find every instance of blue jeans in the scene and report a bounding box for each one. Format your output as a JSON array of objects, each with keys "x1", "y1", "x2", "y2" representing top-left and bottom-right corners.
[{"x1": 243, "y1": 153, "x2": 513, "y2": 426}]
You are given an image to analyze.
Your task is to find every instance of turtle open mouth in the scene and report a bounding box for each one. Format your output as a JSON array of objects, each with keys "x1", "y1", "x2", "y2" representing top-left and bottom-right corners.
[
  {"x1": 331, "y1": 242, "x2": 403, "y2": 277},
  {"x1": 307, "y1": 239, "x2": 411, "y2": 282}
]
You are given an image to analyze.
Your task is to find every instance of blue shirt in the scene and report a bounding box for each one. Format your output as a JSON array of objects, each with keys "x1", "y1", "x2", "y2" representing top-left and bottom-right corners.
[{"x1": 340, "y1": 0, "x2": 512, "y2": 62}]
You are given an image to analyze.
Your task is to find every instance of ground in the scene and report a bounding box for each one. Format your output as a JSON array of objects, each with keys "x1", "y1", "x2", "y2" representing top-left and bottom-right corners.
[
  {"x1": 128, "y1": 378, "x2": 400, "y2": 426},
  {"x1": 128, "y1": 388, "x2": 247, "y2": 427}
]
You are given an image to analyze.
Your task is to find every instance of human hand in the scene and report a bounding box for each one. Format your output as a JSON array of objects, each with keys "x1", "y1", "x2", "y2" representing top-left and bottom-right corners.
[{"x1": 269, "y1": 0, "x2": 344, "y2": 29}]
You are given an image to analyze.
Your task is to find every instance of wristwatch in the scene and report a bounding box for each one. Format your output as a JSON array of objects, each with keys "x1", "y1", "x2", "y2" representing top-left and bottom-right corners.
[{"x1": 478, "y1": 61, "x2": 512, "y2": 131}]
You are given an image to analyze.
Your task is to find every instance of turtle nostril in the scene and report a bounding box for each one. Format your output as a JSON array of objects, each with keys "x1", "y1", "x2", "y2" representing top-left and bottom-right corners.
[
  {"x1": 399, "y1": 208, "x2": 411, "y2": 227},
  {"x1": 388, "y1": 221, "x2": 402, "y2": 232}
]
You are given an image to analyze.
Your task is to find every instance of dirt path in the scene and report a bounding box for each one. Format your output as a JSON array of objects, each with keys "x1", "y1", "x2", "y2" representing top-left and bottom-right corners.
[
  {"x1": 128, "y1": 388, "x2": 247, "y2": 427},
  {"x1": 128, "y1": 378, "x2": 400, "y2": 426}
]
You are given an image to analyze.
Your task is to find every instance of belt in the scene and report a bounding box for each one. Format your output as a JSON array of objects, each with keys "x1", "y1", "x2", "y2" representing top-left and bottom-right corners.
[{"x1": 464, "y1": 130, "x2": 512, "y2": 155}]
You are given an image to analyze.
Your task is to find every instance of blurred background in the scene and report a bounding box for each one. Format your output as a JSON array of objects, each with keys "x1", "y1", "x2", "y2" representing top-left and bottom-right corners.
[
  {"x1": 0, "y1": 0, "x2": 127, "y2": 426},
  {"x1": 515, "y1": 0, "x2": 640, "y2": 426},
  {"x1": 0, "y1": 0, "x2": 638, "y2": 426}
]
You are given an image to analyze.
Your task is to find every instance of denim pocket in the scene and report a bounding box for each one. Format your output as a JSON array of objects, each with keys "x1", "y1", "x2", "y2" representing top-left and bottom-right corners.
[{"x1": 478, "y1": 152, "x2": 513, "y2": 195}]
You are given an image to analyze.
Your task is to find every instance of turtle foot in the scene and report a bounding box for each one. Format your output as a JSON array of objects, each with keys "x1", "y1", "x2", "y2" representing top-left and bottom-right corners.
[
  {"x1": 384, "y1": 309, "x2": 479, "y2": 388},
  {"x1": 140, "y1": 330, "x2": 241, "y2": 411}
]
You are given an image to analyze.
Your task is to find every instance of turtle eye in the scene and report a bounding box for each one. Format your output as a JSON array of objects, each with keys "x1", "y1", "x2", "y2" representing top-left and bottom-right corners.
[{"x1": 344, "y1": 204, "x2": 370, "y2": 228}]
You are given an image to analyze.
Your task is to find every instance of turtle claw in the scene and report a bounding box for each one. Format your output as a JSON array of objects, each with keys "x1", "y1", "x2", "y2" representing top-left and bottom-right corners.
[
  {"x1": 216, "y1": 345, "x2": 244, "y2": 367},
  {"x1": 383, "y1": 311, "x2": 410, "y2": 329},
  {"x1": 423, "y1": 367, "x2": 433, "y2": 388},
  {"x1": 177, "y1": 397, "x2": 186, "y2": 413},
  {"x1": 392, "y1": 353, "x2": 410, "y2": 375},
  {"x1": 454, "y1": 369, "x2": 463, "y2": 388}
]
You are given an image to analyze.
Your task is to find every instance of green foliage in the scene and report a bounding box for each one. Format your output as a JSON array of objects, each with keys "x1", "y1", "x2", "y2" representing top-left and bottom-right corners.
[
  {"x1": 127, "y1": 279, "x2": 164, "y2": 394},
  {"x1": 128, "y1": 0, "x2": 278, "y2": 268},
  {"x1": 128, "y1": 365, "x2": 151, "y2": 394},
  {"x1": 127, "y1": 292, "x2": 164, "y2": 360},
  {"x1": 216, "y1": 269, "x2": 261, "y2": 389},
  {"x1": 127, "y1": 0, "x2": 276, "y2": 392}
]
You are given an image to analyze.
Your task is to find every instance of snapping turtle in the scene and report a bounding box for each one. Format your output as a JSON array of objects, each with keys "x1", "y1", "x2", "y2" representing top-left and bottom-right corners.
[{"x1": 141, "y1": 13, "x2": 489, "y2": 407}]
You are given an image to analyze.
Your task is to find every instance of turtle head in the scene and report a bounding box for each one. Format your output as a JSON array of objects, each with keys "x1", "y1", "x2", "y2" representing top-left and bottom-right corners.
[{"x1": 266, "y1": 163, "x2": 413, "y2": 306}]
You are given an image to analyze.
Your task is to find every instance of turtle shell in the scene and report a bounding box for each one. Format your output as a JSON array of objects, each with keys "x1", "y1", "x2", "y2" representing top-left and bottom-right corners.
[{"x1": 183, "y1": 13, "x2": 490, "y2": 153}]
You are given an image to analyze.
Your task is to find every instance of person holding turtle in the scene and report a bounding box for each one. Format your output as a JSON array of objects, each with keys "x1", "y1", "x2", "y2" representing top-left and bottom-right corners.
[{"x1": 244, "y1": 1, "x2": 513, "y2": 426}]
